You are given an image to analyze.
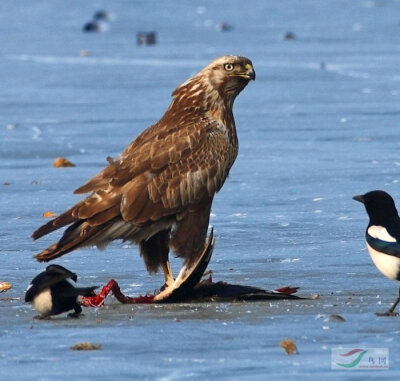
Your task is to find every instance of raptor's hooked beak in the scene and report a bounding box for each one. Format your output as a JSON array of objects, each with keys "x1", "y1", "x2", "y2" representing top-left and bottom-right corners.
[
  {"x1": 231, "y1": 64, "x2": 256, "y2": 81},
  {"x1": 243, "y1": 63, "x2": 256, "y2": 80},
  {"x1": 353, "y1": 195, "x2": 365, "y2": 204}
]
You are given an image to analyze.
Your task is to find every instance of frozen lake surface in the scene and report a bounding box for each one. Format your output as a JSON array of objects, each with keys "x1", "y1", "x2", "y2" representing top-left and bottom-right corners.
[{"x1": 1, "y1": 0, "x2": 400, "y2": 379}]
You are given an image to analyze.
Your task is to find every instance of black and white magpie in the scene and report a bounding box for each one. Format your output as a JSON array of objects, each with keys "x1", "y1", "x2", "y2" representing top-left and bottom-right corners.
[
  {"x1": 353, "y1": 190, "x2": 400, "y2": 316},
  {"x1": 25, "y1": 265, "x2": 97, "y2": 319}
]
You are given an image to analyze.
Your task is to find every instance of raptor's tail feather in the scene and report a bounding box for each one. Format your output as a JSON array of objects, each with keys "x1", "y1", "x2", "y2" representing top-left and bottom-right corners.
[
  {"x1": 34, "y1": 222, "x2": 108, "y2": 262},
  {"x1": 32, "y1": 208, "x2": 79, "y2": 240}
]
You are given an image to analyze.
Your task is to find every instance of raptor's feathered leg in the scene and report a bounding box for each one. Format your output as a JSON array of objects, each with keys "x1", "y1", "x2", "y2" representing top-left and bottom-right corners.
[
  {"x1": 139, "y1": 229, "x2": 173, "y2": 288},
  {"x1": 154, "y1": 228, "x2": 214, "y2": 302}
]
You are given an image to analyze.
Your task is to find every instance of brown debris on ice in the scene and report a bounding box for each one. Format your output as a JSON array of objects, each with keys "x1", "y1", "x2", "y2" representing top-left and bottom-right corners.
[
  {"x1": 279, "y1": 338, "x2": 298, "y2": 355},
  {"x1": 70, "y1": 342, "x2": 101, "y2": 351},
  {"x1": 42, "y1": 211, "x2": 55, "y2": 218},
  {"x1": 53, "y1": 157, "x2": 75, "y2": 168},
  {"x1": 0, "y1": 282, "x2": 12, "y2": 292}
]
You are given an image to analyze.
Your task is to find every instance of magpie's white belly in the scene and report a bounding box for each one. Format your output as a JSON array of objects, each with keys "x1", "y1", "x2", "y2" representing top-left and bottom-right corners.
[
  {"x1": 32, "y1": 289, "x2": 52, "y2": 315},
  {"x1": 367, "y1": 243, "x2": 400, "y2": 280}
]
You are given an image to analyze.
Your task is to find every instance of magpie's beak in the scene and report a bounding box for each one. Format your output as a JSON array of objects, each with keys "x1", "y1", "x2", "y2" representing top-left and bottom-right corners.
[{"x1": 353, "y1": 195, "x2": 365, "y2": 204}]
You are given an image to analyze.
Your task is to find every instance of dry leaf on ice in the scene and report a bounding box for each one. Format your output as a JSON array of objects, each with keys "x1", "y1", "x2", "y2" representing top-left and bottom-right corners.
[
  {"x1": 0, "y1": 282, "x2": 12, "y2": 292},
  {"x1": 279, "y1": 339, "x2": 298, "y2": 355},
  {"x1": 42, "y1": 211, "x2": 55, "y2": 218},
  {"x1": 70, "y1": 342, "x2": 101, "y2": 351},
  {"x1": 53, "y1": 157, "x2": 75, "y2": 168}
]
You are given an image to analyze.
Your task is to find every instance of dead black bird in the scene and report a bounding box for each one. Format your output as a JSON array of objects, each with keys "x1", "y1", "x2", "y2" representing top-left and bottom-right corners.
[{"x1": 25, "y1": 265, "x2": 97, "y2": 318}]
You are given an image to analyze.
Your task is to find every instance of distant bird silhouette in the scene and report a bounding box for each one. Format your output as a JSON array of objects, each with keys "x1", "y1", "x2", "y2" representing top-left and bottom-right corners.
[
  {"x1": 283, "y1": 32, "x2": 296, "y2": 40},
  {"x1": 216, "y1": 22, "x2": 234, "y2": 32},
  {"x1": 83, "y1": 10, "x2": 110, "y2": 33},
  {"x1": 83, "y1": 20, "x2": 106, "y2": 33},
  {"x1": 136, "y1": 31, "x2": 157, "y2": 46},
  {"x1": 354, "y1": 190, "x2": 400, "y2": 316},
  {"x1": 93, "y1": 10, "x2": 110, "y2": 22},
  {"x1": 32, "y1": 56, "x2": 255, "y2": 300},
  {"x1": 25, "y1": 265, "x2": 97, "y2": 318}
]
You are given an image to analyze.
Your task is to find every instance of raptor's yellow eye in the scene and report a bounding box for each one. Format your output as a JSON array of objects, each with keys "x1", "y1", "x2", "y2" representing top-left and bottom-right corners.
[{"x1": 224, "y1": 63, "x2": 234, "y2": 71}]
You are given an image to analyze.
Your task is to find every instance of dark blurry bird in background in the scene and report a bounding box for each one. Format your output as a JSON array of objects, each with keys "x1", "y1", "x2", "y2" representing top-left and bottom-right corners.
[
  {"x1": 83, "y1": 21, "x2": 105, "y2": 33},
  {"x1": 136, "y1": 31, "x2": 157, "y2": 46},
  {"x1": 83, "y1": 10, "x2": 111, "y2": 33},
  {"x1": 32, "y1": 55, "x2": 255, "y2": 300},
  {"x1": 354, "y1": 190, "x2": 400, "y2": 316},
  {"x1": 25, "y1": 265, "x2": 97, "y2": 318},
  {"x1": 93, "y1": 10, "x2": 110, "y2": 22}
]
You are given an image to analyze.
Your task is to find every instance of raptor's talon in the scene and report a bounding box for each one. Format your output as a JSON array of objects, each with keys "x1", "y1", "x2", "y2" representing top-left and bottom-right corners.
[{"x1": 154, "y1": 229, "x2": 215, "y2": 302}]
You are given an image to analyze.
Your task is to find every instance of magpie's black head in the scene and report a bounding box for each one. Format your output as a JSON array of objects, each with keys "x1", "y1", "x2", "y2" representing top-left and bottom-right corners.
[
  {"x1": 353, "y1": 190, "x2": 399, "y2": 224},
  {"x1": 46, "y1": 264, "x2": 78, "y2": 282}
]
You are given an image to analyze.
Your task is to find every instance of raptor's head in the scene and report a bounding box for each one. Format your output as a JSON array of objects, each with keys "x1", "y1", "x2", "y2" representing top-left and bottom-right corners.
[
  {"x1": 172, "y1": 55, "x2": 255, "y2": 108},
  {"x1": 202, "y1": 55, "x2": 255, "y2": 97}
]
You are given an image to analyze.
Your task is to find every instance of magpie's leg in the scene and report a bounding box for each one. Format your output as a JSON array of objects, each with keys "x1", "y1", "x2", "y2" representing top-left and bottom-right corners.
[
  {"x1": 68, "y1": 304, "x2": 83, "y2": 318},
  {"x1": 387, "y1": 287, "x2": 400, "y2": 314},
  {"x1": 376, "y1": 287, "x2": 400, "y2": 317}
]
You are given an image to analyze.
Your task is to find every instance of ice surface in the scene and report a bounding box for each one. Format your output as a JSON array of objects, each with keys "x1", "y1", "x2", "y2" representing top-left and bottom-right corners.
[{"x1": 1, "y1": 0, "x2": 400, "y2": 379}]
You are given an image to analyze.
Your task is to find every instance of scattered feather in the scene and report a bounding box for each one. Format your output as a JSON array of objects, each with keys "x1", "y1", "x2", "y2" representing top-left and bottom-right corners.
[
  {"x1": 1, "y1": 297, "x2": 20, "y2": 301},
  {"x1": 327, "y1": 314, "x2": 346, "y2": 323}
]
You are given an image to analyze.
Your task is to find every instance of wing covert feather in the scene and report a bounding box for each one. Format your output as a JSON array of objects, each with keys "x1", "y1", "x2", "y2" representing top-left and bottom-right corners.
[{"x1": 74, "y1": 121, "x2": 234, "y2": 226}]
